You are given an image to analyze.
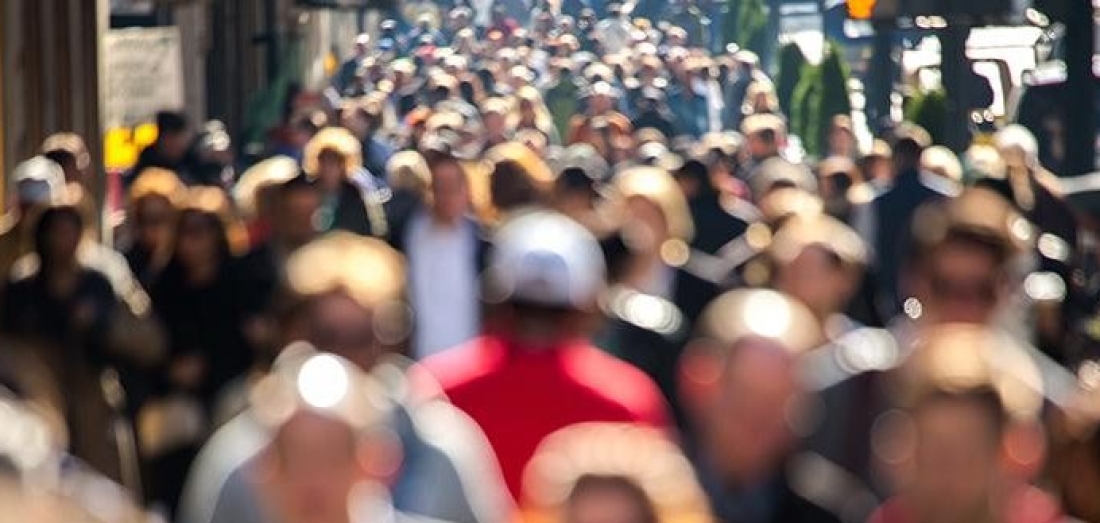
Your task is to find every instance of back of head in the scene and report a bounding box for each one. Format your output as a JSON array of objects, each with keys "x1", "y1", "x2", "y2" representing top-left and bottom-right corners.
[
  {"x1": 485, "y1": 210, "x2": 606, "y2": 311},
  {"x1": 890, "y1": 123, "x2": 931, "y2": 173}
]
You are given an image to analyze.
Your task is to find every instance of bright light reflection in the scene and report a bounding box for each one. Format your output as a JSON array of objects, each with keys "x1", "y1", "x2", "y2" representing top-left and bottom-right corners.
[{"x1": 297, "y1": 354, "x2": 350, "y2": 409}]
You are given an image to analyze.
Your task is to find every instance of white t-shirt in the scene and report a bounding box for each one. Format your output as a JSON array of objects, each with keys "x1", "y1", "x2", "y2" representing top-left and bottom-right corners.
[{"x1": 407, "y1": 213, "x2": 481, "y2": 359}]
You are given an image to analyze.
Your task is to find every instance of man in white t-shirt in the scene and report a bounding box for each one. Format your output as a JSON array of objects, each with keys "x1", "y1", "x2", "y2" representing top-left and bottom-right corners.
[{"x1": 403, "y1": 150, "x2": 486, "y2": 359}]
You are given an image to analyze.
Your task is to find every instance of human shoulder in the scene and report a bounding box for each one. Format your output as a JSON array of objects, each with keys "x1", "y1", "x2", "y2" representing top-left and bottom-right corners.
[{"x1": 565, "y1": 343, "x2": 670, "y2": 426}]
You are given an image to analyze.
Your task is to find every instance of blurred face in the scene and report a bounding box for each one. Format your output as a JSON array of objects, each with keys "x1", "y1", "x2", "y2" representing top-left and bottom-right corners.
[
  {"x1": 745, "y1": 133, "x2": 774, "y2": 162},
  {"x1": 42, "y1": 214, "x2": 82, "y2": 266},
  {"x1": 830, "y1": 127, "x2": 855, "y2": 156},
  {"x1": 430, "y1": 160, "x2": 470, "y2": 225},
  {"x1": 918, "y1": 241, "x2": 1005, "y2": 325},
  {"x1": 134, "y1": 196, "x2": 175, "y2": 251},
  {"x1": 911, "y1": 399, "x2": 1002, "y2": 519},
  {"x1": 279, "y1": 187, "x2": 322, "y2": 248},
  {"x1": 264, "y1": 412, "x2": 362, "y2": 523},
  {"x1": 317, "y1": 149, "x2": 347, "y2": 189},
  {"x1": 484, "y1": 111, "x2": 507, "y2": 137},
  {"x1": 566, "y1": 482, "x2": 653, "y2": 523},
  {"x1": 306, "y1": 294, "x2": 381, "y2": 370},
  {"x1": 161, "y1": 131, "x2": 192, "y2": 162},
  {"x1": 176, "y1": 212, "x2": 221, "y2": 269},
  {"x1": 773, "y1": 247, "x2": 853, "y2": 317},
  {"x1": 705, "y1": 340, "x2": 802, "y2": 485},
  {"x1": 590, "y1": 94, "x2": 612, "y2": 115},
  {"x1": 625, "y1": 197, "x2": 671, "y2": 253}
]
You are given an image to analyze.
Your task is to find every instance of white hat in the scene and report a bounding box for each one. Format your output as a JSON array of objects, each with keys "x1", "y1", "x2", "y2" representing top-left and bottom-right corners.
[
  {"x1": 486, "y1": 211, "x2": 606, "y2": 309},
  {"x1": 13, "y1": 156, "x2": 64, "y2": 206}
]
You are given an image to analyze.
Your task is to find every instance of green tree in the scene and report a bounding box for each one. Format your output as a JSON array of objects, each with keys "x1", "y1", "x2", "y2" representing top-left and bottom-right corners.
[
  {"x1": 775, "y1": 42, "x2": 808, "y2": 117},
  {"x1": 904, "y1": 89, "x2": 948, "y2": 146},
  {"x1": 791, "y1": 62, "x2": 821, "y2": 155},
  {"x1": 724, "y1": 0, "x2": 769, "y2": 57},
  {"x1": 815, "y1": 42, "x2": 853, "y2": 155}
]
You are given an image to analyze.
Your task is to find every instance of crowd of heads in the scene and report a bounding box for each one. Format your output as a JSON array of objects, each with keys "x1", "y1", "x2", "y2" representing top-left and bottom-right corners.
[{"x1": 2, "y1": 3, "x2": 1100, "y2": 523}]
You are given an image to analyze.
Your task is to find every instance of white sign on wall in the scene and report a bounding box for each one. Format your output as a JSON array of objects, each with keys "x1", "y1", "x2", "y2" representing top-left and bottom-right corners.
[{"x1": 102, "y1": 26, "x2": 185, "y2": 128}]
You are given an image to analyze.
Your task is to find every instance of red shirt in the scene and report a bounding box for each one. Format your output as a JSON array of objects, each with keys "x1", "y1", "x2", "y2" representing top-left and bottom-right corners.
[{"x1": 423, "y1": 335, "x2": 671, "y2": 498}]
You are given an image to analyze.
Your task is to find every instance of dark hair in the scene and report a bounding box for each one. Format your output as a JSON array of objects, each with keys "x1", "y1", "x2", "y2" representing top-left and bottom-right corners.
[
  {"x1": 156, "y1": 110, "x2": 189, "y2": 135},
  {"x1": 568, "y1": 475, "x2": 659, "y2": 523},
  {"x1": 33, "y1": 205, "x2": 84, "y2": 269},
  {"x1": 173, "y1": 208, "x2": 233, "y2": 264}
]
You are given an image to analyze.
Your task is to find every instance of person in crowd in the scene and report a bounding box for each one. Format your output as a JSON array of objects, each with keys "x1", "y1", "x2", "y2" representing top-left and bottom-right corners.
[
  {"x1": 632, "y1": 88, "x2": 679, "y2": 141},
  {"x1": 342, "y1": 98, "x2": 397, "y2": 181},
  {"x1": 423, "y1": 210, "x2": 671, "y2": 497},
  {"x1": 816, "y1": 155, "x2": 875, "y2": 225},
  {"x1": 191, "y1": 120, "x2": 237, "y2": 188},
  {"x1": 543, "y1": 58, "x2": 582, "y2": 139},
  {"x1": 550, "y1": 143, "x2": 612, "y2": 234},
  {"x1": 125, "y1": 167, "x2": 188, "y2": 287},
  {"x1": 232, "y1": 156, "x2": 303, "y2": 251},
  {"x1": 249, "y1": 347, "x2": 429, "y2": 523},
  {"x1": 129, "y1": 110, "x2": 198, "y2": 186},
  {"x1": 860, "y1": 139, "x2": 894, "y2": 192},
  {"x1": 178, "y1": 232, "x2": 513, "y2": 523},
  {"x1": 869, "y1": 325, "x2": 1061, "y2": 523},
  {"x1": 481, "y1": 97, "x2": 514, "y2": 151},
  {"x1": 678, "y1": 289, "x2": 863, "y2": 523},
  {"x1": 301, "y1": 126, "x2": 388, "y2": 237},
  {"x1": 334, "y1": 34, "x2": 371, "y2": 95},
  {"x1": 854, "y1": 124, "x2": 958, "y2": 321},
  {"x1": 145, "y1": 187, "x2": 255, "y2": 513},
  {"x1": 0, "y1": 201, "x2": 148, "y2": 493},
  {"x1": 0, "y1": 156, "x2": 69, "y2": 284},
  {"x1": 521, "y1": 423, "x2": 715, "y2": 523},
  {"x1": 982, "y1": 125, "x2": 1080, "y2": 363},
  {"x1": 741, "y1": 114, "x2": 787, "y2": 170},
  {"x1": 568, "y1": 82, "x2": 633, "y2": 161},
  {"x1": 481, "y1": 141, "x2": 556, "y2": 223},
  {"x1": 394, "y1": 149, "x2": 487, "y2": 359},
  {"x1": 382, "y1": 150, "x2": 432, "y2": 245},
  {"x1": 827, "y1": 115, "x2": 860, "y2": 160},
  {"x1": 668, "y1": 58, "x2": 714, "y2": 139},
  {"x1": 920, "y1": 145, "x2": 964, "y2": 188},
  {"x1": 509, "y1": 86, "x2": 562, "y2": 146}
]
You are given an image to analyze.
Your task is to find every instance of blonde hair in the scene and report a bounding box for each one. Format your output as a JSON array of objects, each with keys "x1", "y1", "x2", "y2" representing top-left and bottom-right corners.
[
  {"x1": 522, "y1": 423, "x2": 714, "y2": 523},
  {"x1": 921, "y1": 145, "x2": 964, "y2": 184},
  {"x1": 302, "y1": 127, "x2": 363, "y2": 178},
  {"x1": 285, "y1": 232, "x2": 409, "y2": 346},
  {"x1": 179, "y1": 186, "x2": 250, "y2": 257},
  {"x1": 129, "y1": 167, "x2": 187, "y2": 208},
  {"x1": 232, "y1": 156, "x2": 300, "y2": 220},
  {"x1": 612, "y1": 166, "x2": 695, "y2": 243},
  {"x1": 386, "y1": 150, "x2": 431, "y2": 196}
]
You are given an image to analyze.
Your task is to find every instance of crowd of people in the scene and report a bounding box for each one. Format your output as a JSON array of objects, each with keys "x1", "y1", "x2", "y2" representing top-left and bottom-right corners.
[{"x1": 2, "y1": 2, "x2": 1100, "y2": 523}]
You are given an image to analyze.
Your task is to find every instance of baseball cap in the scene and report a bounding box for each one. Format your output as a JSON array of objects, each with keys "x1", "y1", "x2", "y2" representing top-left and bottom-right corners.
[
  {"x1": 485, "y1": 211, "x2": 607, "y2": 309},
  {"x1": 13, "y1": 156, "x2": 65, "y2": 206}
]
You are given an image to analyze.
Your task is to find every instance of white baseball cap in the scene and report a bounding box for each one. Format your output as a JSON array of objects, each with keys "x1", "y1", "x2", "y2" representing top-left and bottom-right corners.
[
  {"x1": 485, "y1": 211, "x2": 606, "y2": 309},
  {"x1": 13, "y1": 156, "x2": 65, "y2": 206}
]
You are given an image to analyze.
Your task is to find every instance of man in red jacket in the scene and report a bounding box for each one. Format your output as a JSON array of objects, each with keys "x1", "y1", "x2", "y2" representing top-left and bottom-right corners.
[{"x1": 423, "y1": 210, "x2": 670, "y2": 497}]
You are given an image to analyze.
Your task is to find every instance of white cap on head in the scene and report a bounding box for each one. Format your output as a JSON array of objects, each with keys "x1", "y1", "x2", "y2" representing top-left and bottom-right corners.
[
  {"x1": 486, "y1": 211, "x2": 606, "y2": 309},
  {"x1": 13, "y1": 156, "x2": 65, "y2": 206}
]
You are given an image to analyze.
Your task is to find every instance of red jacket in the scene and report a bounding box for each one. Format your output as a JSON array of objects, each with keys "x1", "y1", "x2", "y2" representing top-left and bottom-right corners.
[{"x1": 423, "y1": 335, "x2": 671, "y2": 498}]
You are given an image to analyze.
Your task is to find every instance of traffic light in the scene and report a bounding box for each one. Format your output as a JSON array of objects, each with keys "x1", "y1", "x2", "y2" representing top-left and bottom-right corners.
[
  {"x1": 847, "y1": 0, "x2": 1011, "y2": 20},
  {"x1": 848, "y1": 0, "x2": 876, "y2": 19}
]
